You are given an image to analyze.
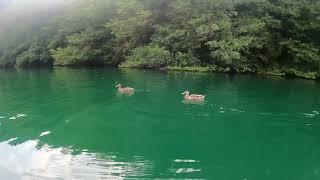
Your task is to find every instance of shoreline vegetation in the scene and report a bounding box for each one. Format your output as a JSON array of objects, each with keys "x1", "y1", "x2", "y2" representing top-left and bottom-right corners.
[
  {"x1": 0, "y1": 0, "x2": 319, "y2": 80},
  {"x1": 120, "y1": 66, "x2": 320, "y2": 80},
  {"x1": 166, "y1": 66, "x2": 319, "y2": 80},
  {"x1": 1, "y1": 63, "x2": 319, "y2": 80}
]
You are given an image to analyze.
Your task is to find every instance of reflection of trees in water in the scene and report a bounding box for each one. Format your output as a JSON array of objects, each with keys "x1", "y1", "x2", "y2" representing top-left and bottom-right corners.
[{"x1": 0, "y1": 139, "x2": 154, "y2": 179}]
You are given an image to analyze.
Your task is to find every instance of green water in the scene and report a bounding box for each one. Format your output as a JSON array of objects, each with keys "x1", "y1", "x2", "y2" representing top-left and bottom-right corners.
[{"x1": 0, "y1": 68, "x2": 320, "y2": 179}]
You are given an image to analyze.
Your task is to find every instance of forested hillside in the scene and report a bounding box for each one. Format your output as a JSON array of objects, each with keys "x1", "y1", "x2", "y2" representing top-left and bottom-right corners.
[{"x1": 0, "y1": 0, "x2": 319, "y2": 78}]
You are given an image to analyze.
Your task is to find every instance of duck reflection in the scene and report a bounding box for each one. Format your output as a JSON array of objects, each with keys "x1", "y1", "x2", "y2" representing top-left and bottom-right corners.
[{"x1": 182, "y1": 99, "x2": 206, "y2": 105}]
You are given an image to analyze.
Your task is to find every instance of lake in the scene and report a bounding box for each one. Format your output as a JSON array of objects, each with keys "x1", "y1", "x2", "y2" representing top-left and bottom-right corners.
[{"x1": 0, "y1": 68, "x2": 319, "y2": 179}]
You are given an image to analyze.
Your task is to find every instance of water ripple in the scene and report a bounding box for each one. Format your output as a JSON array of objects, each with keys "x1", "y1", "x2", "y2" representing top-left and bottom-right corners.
[
  {"x1": 174, "y1": 159, "x2": 199, "y2": 163},
  {"x1": 175, "y1": 168, "x2": 201, "y2": 174},
  {"x1": 302, "y1": 111, "x2": 319, "y2": 118},
  {"x1": 40, "y1": 131, "x2": 51, "y2": 137},
  {"x1": 8, "y1": 113, "x2": 27, "y2": 120}
]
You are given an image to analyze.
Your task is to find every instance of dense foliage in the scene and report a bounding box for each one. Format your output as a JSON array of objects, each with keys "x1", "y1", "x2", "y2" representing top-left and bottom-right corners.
[{"x1": 0, "y1": 0, "x2": 319, "y2": 78}]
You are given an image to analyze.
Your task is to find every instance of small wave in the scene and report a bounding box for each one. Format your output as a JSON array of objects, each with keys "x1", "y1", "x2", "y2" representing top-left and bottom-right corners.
[
  {"x1": 0, "y1": 116, "x2": 4, "y2": 119},
  {"x1": 231, "y1": 108, "x2": 245, "y2": 113},
  {"x1": 175, "y1": 168, "x2": 201, "y2": 174},
  {"x1": 260, "y1": 112, "x2": 272, "y2": 115},
  {"x1": 302, "y1": 113, "x2": 317, "y2": 118},
  {"x1": 17, "y1": 114, "x2": 27, "y2": 117},
  {"x1": 220, "y1": 111, "x2": 225, "y2": 113},
  {"x1": 174, "y1": 159, "x2": 198, "y2": 163},
  {"x1": 135, "y1": 89, "x2": 152, "y2": 92},
  {"x1": 40, "y1": 131, "x2": 51, "y2": 137},
  {"x1": 8, "y1": 113, "x2": 27, "y2": 120}
]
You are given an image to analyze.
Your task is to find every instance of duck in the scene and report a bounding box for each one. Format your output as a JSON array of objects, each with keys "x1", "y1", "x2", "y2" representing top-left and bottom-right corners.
[
  {"x1": 182, "y1": 91, "x2": 205, "y2": 101},
  {"x1": 115, "y1": 84, "x2": 135, "y2": 94}
]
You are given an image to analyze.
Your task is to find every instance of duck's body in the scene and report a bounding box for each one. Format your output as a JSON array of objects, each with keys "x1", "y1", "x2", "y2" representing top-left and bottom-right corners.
[
  {"x1": 116, "y1": 84, "x2": 135, "y2": 94},
  {"x1": 182, "y1": 91, "x2": 205, "y2": 101}
]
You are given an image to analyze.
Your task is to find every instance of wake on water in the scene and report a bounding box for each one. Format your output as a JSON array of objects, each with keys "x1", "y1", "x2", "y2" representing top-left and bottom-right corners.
[{"x1": 135, "y1": 89, "x2": 152, "y2": 92}]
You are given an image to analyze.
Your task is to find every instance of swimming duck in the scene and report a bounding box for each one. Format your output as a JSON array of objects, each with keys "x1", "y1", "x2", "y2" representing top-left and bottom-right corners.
[
  {"x1": 182, "y1": 91, "x2": 205, "y2": 101},
  {"x1": 116, "y1": 84, "x2": 135, "y2": 94}
]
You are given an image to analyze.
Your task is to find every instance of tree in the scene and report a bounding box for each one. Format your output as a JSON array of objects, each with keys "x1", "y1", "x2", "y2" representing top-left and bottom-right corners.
[
  {"x1": 0, "y1": 0, "x2": 319, "y2": 78},
  {"x1": 122, "y1": 45, "x2": 173, "y2": 68}
]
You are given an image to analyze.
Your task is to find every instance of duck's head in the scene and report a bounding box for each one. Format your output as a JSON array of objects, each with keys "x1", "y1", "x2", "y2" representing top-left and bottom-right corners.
[
  {"x1": 115, "y1": 84, "x2": 121, "y2": 88},
  {"x1": 182, "y1": 91, "x2": 190, "y2": 95}
]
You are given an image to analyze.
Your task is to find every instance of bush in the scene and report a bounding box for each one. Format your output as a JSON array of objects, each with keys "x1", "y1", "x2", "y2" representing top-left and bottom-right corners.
[
  {"x1": 16, "y1": 47, "x2": 52, "y2": 67},
  {"x1": 121, "y1": 45, "x2": 173, "y2": 68},
  {"x1": 174, "y1": 51, "x2": 200, "y2": 67}
]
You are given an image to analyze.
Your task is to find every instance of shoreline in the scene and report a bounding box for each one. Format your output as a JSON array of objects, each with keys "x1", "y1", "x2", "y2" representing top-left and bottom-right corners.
[
  {"x1": 1, "y1": 65, "x2": 319, "y2": 81},
  {"x1": 120, "y1": 66, "x2": 320, "y2": 81},
  {"x1": 166, "y1": 66, "x2": 319, "y2": 81}
]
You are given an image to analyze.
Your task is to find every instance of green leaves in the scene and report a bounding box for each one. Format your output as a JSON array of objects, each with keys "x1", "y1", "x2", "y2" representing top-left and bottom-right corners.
[
  {"x1": 0, "y1": 0, "x2": 319, "y2": 77},
  {"x1": 281, "y1": 40, "x2": 320, "y2": 65},
  {"x1": 105, "y1": 1, "x2": 155, "y2": 62},
  {"x1": 122, "y1": 45, "x2": 173, "y2": 68},
  {"x1": 51, "y1": 27, "x2": 113, "y2": 66},
  {"x1": 175, "y1": 51, "x2": 200, "y2": 67}
]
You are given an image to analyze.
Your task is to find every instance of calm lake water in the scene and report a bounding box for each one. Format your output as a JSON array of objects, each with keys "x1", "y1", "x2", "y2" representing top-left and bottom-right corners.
[{"x1": 0, "y1": 68, "x2": 320, "y2": 179}]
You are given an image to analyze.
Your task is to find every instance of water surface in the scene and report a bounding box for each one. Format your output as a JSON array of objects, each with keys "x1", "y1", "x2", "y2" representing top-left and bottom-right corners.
[{"x1": 0, "y1": 68, "x2": 320, "y2": 179}]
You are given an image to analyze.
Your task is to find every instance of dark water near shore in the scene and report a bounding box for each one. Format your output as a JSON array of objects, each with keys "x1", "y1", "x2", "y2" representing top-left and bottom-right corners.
[{"x1": 0, "y1": 67, "x2": 320, "y2": 179}]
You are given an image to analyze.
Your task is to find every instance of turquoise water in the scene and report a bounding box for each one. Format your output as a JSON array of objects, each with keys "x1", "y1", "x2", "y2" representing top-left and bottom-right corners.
[{"x1": 0, "y1": 68, "x2": 320, "y2": 179}]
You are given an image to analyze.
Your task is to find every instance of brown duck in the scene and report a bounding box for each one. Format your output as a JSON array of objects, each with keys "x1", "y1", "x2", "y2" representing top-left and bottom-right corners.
[
  {"x1": 182, "y1": 91, "x2": 205, "y2": 101},
  {"x1": 116, "y1": 84, "x2": 135, "y2": 94}
]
